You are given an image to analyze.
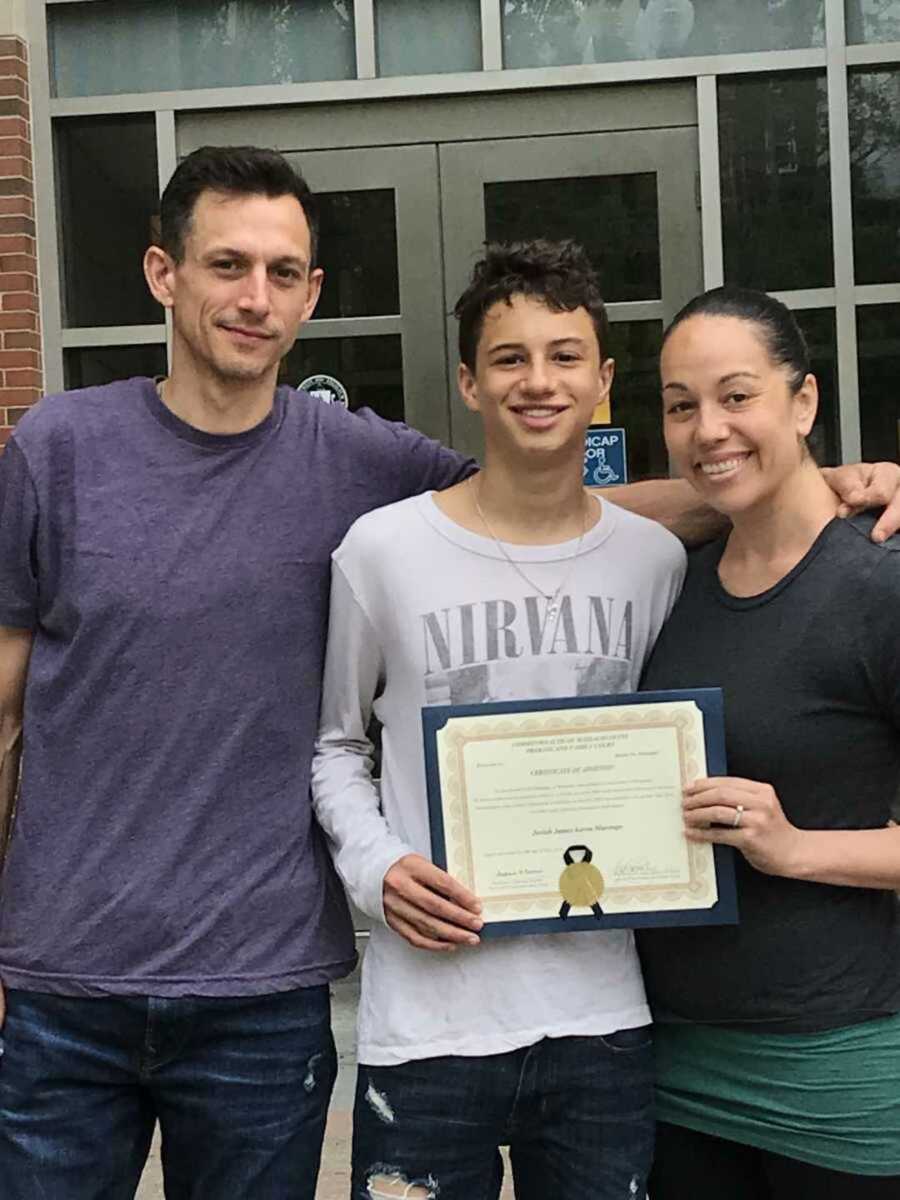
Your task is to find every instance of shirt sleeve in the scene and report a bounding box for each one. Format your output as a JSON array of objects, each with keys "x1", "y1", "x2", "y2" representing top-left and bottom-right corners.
[
  {"x1": 352, "y1": 407, "x2": 477, "y2": 503},
  {"x1": 0, "y1": 438, "x2": 39, "y2": 629},
  {"x1": 642, "y1": 525, "x2": 688, "y2": 658},
  {"x1": 311, "y1": 557, "x2": 416, "y2": 923}
]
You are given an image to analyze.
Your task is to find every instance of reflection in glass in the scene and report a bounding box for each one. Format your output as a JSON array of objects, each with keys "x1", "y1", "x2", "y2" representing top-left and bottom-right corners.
[
  {"x1": 794, "y1": 309, "x2": 839, "y2": 466},
  {"x1": 719, "y1": 73, "x2": 833, "y2": 291},
  {"x1": 315, "y1": 191, "x2": 400, "y2": 319},
  {"x1": 49, "y1": 0, "x2": 355, "y2": 98},
  {"x1": 64, "y1": 345, "x2": 167, "y2": 391},
  {"x1": 485, "y1": 175, "x2": 660, "y2": 303},
  {"x1": 280, "y1": 335, "x2": 404, "y2": 424},
  {"x1": 603, "y1": 322, "x2": 666, "y2": 482},
  {"x1": 503, "y1": 0, "x2": 823, "y2": 70},
  {"x1": 849, "y1": 69, "x2": 900, "y2": 286},
  {"x1": 56, "y1": 116, "x2": 162, "y2": 328},
  {"x1": 376, "y1": 0, "x2": 481, "y2": 76},
  {"x1": 846, "y1": 0, "x2": 900, "y2": 44},
  {"x1": 857, "y1": 306, "x2": 900, "y2": 463}
]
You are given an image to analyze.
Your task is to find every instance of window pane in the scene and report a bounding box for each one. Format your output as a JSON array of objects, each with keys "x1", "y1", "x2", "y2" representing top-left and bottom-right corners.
[
  {"x1": 49, "y1": 0, "x2": 356, "y2": 98},
  {"x1": 503, "y1": 0, "x2": 823, "y2": 70},
  {"x1": 485, "y1": 175, "x2": 660, "y2": 303},
  {"x1": 314, "y1": 191, "x2": 400, "y2": 319},
  {"x1": 56, "y1": 116, "x2": 162, "y2": 328},
  {"x1": 280, "y1": 335, "x2": 404, "y2": 423},
  {"x1": 849, "y1": 69, "x2": 900, "y2": 286},
  {"x1": 857, "y1": 305, "x2": 900, "y2": 463},
  {"x1": 719, "y1": 73, "x2": 833, "y2": 291},
  {"x1": 376, "y1": 0, "x2": 481, "y2": 76},
  {"x1": 846, "y1": 1, "x2": 900, "y2": 43},
  {"x1": 605, "y1": 321, "x2": 666, "y2": 482},
  {"x1": 64, "y1": 345, "x2": 167, "y2": 390},
  {"x1": 794, "y1": 309, "x2": 840, "y2": 466}
]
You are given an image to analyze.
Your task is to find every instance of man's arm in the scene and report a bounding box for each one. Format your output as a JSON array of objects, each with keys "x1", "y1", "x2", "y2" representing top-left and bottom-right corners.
[
  {"x1": 605, "y1": 461, "x2": 900, "y2": 547},
  {"x1": 0, "y1": 627, "x2": 30, "y2": 862},
  {"x1": 0, "y1": 625, "x2": 33, "y2": 1029},
  {"x1": 596, "y1": 477, "x2": 727, "y2": 546},
  {"x1": 822, "y1": 461, "x2": 900, "y2": 543}
]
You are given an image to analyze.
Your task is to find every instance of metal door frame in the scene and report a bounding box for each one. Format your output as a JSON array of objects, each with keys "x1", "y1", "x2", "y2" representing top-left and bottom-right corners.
[{"x1": 284, "y1": 143, "x2": 449, "y2": 443}]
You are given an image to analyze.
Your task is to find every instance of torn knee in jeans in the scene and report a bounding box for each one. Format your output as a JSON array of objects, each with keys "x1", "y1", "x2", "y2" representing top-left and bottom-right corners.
[{"x1": 366, "y1": 1167, "x2": 439, "y2": 1199}]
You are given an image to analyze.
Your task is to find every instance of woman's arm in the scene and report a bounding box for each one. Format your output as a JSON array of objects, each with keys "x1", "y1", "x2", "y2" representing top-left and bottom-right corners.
[{"x1": 683, "y1": 776, "x2": 900, "y2": 889}]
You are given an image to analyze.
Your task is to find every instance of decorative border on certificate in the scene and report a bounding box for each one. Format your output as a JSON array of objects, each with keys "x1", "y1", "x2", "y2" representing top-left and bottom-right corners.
[{"x1": 423, "y1": 689, "x2": 737, "y2": 937}]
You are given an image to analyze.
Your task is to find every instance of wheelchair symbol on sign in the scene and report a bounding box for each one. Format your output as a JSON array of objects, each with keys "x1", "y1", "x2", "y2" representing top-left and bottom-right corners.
[{"x1": 590, "y1": 448, "x2": 621, "y2": 486}]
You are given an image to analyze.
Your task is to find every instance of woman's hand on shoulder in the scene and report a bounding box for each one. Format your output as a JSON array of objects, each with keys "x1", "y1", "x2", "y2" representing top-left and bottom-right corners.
[
  {"x1": 683, "y1": 777, "x2": 807, "y2": 877},
  {"x1": 822, "y1": 461, "x2": 900, "y2": 543}
]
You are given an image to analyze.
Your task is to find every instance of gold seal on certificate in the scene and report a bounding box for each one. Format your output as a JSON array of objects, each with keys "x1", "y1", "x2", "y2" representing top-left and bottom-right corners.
[
  {"x1": 558, "y1": 846, "x2": 605, "y2": 920},
  {"x1": 423, "y1": 689, "x2": 737, "y2": 936}
]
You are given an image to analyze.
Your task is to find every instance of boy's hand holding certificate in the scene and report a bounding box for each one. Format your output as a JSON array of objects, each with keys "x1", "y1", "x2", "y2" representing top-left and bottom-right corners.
[{"x1": 423, "y1": 688, "x2": 738, "y2": 937}]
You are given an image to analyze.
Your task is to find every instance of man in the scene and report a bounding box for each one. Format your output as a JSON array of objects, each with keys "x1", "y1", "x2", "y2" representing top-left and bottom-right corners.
[
  {"x1": 0, "y1": 145, "x2": 471, "y2": 1200},
  {"x1": 0, "y1": 147, "x2": 896, "y2": 1199},
  {"x1": 309, "y1": 240, "x2": 900, "y2": 1200}
]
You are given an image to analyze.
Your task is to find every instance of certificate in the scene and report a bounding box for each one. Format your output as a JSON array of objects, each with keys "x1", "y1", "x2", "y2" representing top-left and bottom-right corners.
[{"x1": 422, "y1": 689, "x2": 737, "y2": 936}]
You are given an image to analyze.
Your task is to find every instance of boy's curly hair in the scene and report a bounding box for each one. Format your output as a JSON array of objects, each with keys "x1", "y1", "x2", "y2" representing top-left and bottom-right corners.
[{"x1": 454, "y1": 239, "x2": 610, "y2": 369}]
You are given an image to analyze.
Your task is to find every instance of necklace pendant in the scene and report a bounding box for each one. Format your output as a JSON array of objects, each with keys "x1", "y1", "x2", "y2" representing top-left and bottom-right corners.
[{"x1": 546, "y1": 600, "x2": 559, "y2": 620}]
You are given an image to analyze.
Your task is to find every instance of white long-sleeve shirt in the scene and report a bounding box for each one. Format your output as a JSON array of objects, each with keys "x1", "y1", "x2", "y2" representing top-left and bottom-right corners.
[{"x1": 312, "y1": 492, "x2": 685, "y2": 1065}]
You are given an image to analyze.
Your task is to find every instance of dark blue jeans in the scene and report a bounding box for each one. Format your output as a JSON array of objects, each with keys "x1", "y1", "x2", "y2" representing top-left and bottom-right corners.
[
  {"x1": 0, "y1": 984, "x2": 337, "y2": 1199},
  {"x1": 351, "y1": 1029, "x2": 654, "y2": 1200}
]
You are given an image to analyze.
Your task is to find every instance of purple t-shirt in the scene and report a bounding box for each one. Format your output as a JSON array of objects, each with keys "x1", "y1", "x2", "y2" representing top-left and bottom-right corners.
[{"x1": 0, "y1": 378, "x2": 471, "y2": 997}]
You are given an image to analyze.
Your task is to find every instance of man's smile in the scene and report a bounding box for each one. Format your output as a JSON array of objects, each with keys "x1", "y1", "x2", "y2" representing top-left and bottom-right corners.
[{"x1": 218, "y1": 322, "x2": 275, "y2": 342}]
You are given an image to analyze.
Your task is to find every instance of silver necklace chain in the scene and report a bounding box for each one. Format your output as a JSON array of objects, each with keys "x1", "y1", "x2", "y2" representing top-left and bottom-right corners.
[{"x1": 470, "y1": 477, "x2": 593, "y2": 618}]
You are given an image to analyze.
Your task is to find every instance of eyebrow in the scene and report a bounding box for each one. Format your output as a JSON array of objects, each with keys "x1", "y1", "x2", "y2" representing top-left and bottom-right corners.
[
  {"x1": 487, "y1": 336, "x2": 589, "y2": 353},
  {"x1": 719, "y1": 371, "x2": 762, "y2": 385},
  {"x1": 662, "y1": 370, "x2": 762, "y2": 393}
]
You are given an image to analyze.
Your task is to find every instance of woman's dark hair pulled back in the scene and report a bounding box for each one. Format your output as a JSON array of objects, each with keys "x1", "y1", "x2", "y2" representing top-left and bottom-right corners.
[{"x1": 662, "y1": 286, "x2": 810, "y2": 393}]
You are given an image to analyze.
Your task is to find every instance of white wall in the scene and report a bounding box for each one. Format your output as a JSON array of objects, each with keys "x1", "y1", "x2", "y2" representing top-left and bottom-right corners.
[{"x1": 0, "y1": 1, "x2": 29, "y2": 39}]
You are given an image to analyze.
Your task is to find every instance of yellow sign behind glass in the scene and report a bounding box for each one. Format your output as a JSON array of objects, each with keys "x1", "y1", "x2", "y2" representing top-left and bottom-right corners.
[{"x1": 591, "y1": 397, "x2": 611, "y2": 425}]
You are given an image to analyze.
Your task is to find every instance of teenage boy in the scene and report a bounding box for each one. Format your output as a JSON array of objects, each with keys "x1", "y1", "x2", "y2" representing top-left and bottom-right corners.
[{"x1": 312, "y1": 240, "x2": 686, "y2": 1200}]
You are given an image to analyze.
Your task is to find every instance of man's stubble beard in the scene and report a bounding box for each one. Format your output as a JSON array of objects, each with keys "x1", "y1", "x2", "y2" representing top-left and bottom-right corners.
[
  {"x1": 214, "y1": 355, "x2": 279, "y2": 383},
  {"x1": 201, "y1": 334, "x2": 284, "y2": 386}
]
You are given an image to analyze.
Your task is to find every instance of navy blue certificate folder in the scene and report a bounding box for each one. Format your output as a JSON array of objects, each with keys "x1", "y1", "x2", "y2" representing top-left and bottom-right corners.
[{"x1": 423, "y1": 688, "x2": 738, "y2": 938}]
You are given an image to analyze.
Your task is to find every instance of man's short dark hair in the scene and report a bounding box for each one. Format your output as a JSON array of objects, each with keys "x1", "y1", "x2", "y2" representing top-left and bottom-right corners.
[
  {"x1": 160, "y1": 145, "x2": 319, "y2": 267},
  {"x1": 454, "y1": 239, "x2": 610, "y2": 369}
]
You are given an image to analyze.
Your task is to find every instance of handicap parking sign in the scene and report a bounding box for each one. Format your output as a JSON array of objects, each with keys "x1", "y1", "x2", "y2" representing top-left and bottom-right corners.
[{"x1": 584, "y1": 427, "x2": 628, "y2": 487}]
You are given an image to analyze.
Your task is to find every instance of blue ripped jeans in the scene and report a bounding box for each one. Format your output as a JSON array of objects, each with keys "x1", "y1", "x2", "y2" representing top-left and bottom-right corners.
[
  {"x1": 352, "y1": 1029, "x2": 654, "y2": 1200},
  {"x1": 0, "y1": 984, "x2": 337, "y2": 1200}
]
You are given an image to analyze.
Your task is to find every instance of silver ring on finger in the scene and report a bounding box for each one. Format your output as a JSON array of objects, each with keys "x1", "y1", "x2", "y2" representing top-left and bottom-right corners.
[{"x1": 732, "y1": 804, "x2": 744, "y2": 829}]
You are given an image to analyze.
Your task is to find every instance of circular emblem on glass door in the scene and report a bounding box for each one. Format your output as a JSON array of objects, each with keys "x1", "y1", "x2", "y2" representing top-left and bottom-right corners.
[{"x1": 298, "y1": 374, "x2": 350, "y2": 409}]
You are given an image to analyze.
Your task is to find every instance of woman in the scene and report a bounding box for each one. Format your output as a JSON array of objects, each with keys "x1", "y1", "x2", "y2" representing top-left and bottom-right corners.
[{"x1": 638, "y1": 286, "x2": 900, "y2": 1197}]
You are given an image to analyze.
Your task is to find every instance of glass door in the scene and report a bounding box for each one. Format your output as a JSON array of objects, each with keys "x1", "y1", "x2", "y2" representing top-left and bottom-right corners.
[
  {"x1": 439, "y1": 129, "x2": 703, "y2": 467},
  {"x1": 282, "y1": 144, "x2": 450, "y2": 443}
]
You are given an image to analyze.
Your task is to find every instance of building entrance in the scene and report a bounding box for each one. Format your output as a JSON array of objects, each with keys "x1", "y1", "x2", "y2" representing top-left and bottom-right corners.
[{"x1": 180, "y1": 82, "x2": 703, "y2": 474}]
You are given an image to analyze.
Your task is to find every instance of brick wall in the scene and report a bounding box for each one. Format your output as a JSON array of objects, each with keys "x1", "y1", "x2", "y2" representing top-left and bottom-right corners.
[{"x1": 0, "y1": 33, "x2": 39, "y2": 448}]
